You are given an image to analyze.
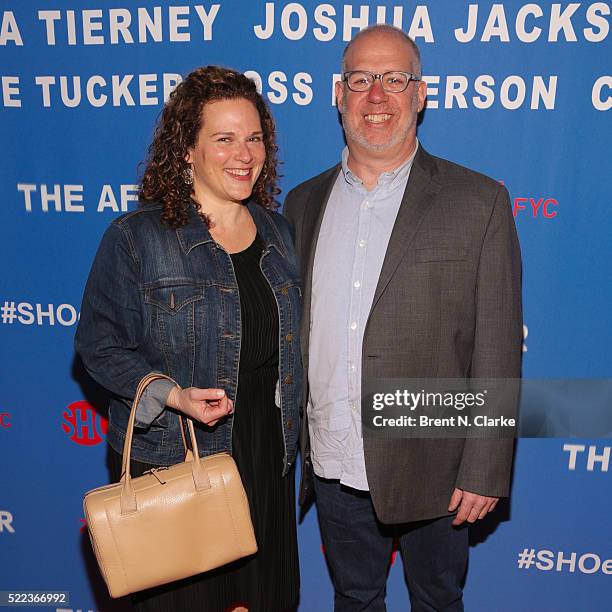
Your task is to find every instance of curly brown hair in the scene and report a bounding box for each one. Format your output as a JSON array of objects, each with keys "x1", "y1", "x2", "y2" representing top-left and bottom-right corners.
[{"x1": 140, "y1": 65, "x2": 280, "y2": 227}]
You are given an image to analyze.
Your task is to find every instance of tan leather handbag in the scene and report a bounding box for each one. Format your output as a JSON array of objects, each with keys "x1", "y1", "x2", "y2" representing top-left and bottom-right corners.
[{"x1": 83, "y1": 373, "x2": 257, "y2": 598}]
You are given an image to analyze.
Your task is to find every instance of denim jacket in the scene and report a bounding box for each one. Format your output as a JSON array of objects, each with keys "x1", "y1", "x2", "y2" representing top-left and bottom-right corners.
[{"x1": 75, "y1": 201, "x2": 302, "y2": 474}]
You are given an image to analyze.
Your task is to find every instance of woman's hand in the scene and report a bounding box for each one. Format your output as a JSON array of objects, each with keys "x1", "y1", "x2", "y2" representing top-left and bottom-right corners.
[{"x1": 167, "y1": 387, "x2": 234, "y2": 426}]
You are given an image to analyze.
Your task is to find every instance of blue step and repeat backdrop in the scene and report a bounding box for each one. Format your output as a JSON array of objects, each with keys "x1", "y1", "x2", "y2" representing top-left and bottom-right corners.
[{"x1": 1, "y1": 1, "x2": 611, "y2": 610}]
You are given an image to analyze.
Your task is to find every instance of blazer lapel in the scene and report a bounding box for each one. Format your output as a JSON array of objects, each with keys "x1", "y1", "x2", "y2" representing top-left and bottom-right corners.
[
  {"x1": 300, "y1": 165, "x2": 341, "y2": 367},
  {"x1": 369, "y1": 147, "x2": 441, "y2": 312}
]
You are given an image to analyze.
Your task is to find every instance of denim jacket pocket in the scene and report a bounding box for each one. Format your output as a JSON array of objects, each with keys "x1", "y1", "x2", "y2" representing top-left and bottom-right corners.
[{"x1": 145, "y1": 283, "x2": 205, "y2": 351}]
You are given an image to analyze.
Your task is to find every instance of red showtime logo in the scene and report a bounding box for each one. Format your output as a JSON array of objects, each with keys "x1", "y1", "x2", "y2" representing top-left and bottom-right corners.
[
  {"x1": 513, "y1": 197, "x2": 558, "y2": 218},
  {"x1": 0, "y1": 412, "x2": 11, "y2": 428},
  {"x1": 62, "y1": 401, "x2": 108, "y2": 446}
]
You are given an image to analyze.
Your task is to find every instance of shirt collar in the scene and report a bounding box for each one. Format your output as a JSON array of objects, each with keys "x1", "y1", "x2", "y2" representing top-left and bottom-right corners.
[{"x1": 341, "y1": 139, "x2": 419, "y2": 191}]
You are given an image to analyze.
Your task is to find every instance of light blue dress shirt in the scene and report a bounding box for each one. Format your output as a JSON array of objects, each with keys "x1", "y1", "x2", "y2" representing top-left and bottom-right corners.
[{"x1": 308, "y1": 142, "x2": 418, "y2": 490}]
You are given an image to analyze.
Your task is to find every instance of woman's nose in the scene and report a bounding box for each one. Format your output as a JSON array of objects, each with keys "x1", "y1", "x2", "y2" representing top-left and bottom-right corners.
[{"x1": 234, "y1": 141, "x2": 253, "y2": 163}]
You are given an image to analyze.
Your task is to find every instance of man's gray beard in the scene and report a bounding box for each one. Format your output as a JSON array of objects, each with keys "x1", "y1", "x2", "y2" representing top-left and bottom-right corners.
[{"x1": 341, "y1": 112, "x2": 411, "y2": 153}]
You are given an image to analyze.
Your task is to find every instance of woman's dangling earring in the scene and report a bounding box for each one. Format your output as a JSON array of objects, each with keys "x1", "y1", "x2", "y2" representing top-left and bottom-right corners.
[{"x1": 183, "y1": 166, "x2": 194, "y2": 185}]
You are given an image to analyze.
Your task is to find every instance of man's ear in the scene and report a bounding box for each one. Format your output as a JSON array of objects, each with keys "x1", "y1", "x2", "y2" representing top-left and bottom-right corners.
[
  {"x1": 335, "y1": 80, "x2": 345, "y2": 113},
  {"x1": 417, "y1": 80, "x2": 427, "y2": 113}
]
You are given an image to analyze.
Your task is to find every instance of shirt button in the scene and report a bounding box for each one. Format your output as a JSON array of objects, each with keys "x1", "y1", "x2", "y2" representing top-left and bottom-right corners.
[
  {"x1": 350, "y1": 322, "x2": 357, "y2": 330},
  {"x1": 353, "y1": 281, "x2": 361, "y2": 288},
  {"x1": 359, "y1": 240, "x2": 366, "y2": 248},
  {"x1": 351, "y1": 364, "x2": 356, "y2": 371}
]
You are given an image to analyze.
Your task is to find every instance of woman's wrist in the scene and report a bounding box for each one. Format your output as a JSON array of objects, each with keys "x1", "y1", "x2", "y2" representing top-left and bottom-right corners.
[{"x1": 166, "y1": 385, "x2": 182, "y2": 410}]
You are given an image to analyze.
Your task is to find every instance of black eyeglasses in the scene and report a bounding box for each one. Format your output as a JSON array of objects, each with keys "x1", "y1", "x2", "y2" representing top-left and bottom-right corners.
[{"x1": 343, "y1": 71, "x2": 421, "y2": 93}]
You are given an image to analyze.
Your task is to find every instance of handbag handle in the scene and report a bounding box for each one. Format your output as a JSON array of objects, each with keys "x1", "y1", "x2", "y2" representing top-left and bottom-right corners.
[{"x1": 120, "y1": 373, "x2": 211, "y2": 514}]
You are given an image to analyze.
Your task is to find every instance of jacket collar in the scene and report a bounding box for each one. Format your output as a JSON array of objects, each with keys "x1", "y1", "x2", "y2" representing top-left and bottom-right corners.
[{"x1": 176, "y1": 200, "x2": 287, "y2": 258}]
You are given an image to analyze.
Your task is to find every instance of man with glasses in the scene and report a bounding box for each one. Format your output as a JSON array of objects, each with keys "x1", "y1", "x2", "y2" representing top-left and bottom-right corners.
[{"x1": 284, "y1": 25, "x2": 522, "y2": 611}]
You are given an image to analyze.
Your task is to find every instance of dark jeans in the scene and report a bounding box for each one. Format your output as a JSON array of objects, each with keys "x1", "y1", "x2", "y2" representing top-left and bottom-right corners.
[{"x1": 313, "y1": 476, "x2": 468, "y2": 612}]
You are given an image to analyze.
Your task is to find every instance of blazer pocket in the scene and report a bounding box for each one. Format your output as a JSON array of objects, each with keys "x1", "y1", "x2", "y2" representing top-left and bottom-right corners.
[{"x1": 415, "y1": 247, "x2": 467, "y2": 263}]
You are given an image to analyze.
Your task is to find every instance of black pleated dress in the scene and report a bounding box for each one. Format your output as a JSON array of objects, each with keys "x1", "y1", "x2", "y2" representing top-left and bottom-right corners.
[{"x1": 108, "y1": 234, "x2": 299, "y2": 612}]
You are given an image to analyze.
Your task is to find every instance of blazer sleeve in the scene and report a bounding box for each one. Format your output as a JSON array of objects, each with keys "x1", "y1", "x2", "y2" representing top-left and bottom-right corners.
[{"x1": 456, "y1": 185, "x2": 523, "y2": 497}]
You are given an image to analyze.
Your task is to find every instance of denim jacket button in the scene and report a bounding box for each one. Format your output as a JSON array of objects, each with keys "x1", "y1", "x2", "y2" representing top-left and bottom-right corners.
[
  {"x1": 281, "y1": 287, "x2": 289, "y2": 296},
  {"x1": 286, "y1": 419, "x2": 293, "y2": 429},
  {"x1": 285, "y1": 333, "x2": 293, "y2": 342},
  {"x1": 284, "y1": 375, "x2": 293, "y2": 384}
]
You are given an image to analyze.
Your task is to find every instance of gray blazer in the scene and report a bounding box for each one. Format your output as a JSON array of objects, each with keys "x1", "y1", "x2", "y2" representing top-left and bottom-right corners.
[{"x1": 284, "y1": 146, "x2": 523, "y2": 523}]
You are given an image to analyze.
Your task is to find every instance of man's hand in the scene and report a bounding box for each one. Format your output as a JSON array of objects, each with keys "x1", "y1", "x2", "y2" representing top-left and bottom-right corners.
[
  {"x1": 448, "y1": 488, "x2": 499, "y2": 526},
  {"x1": 167, "y1": 387, "x2": 234, "y2": 426}
]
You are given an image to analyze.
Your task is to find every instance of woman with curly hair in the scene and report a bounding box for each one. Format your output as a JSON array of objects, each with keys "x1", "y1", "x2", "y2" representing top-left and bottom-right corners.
[{"x1": 76, "y1": 66, "x2": 301, "y2": 612}]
